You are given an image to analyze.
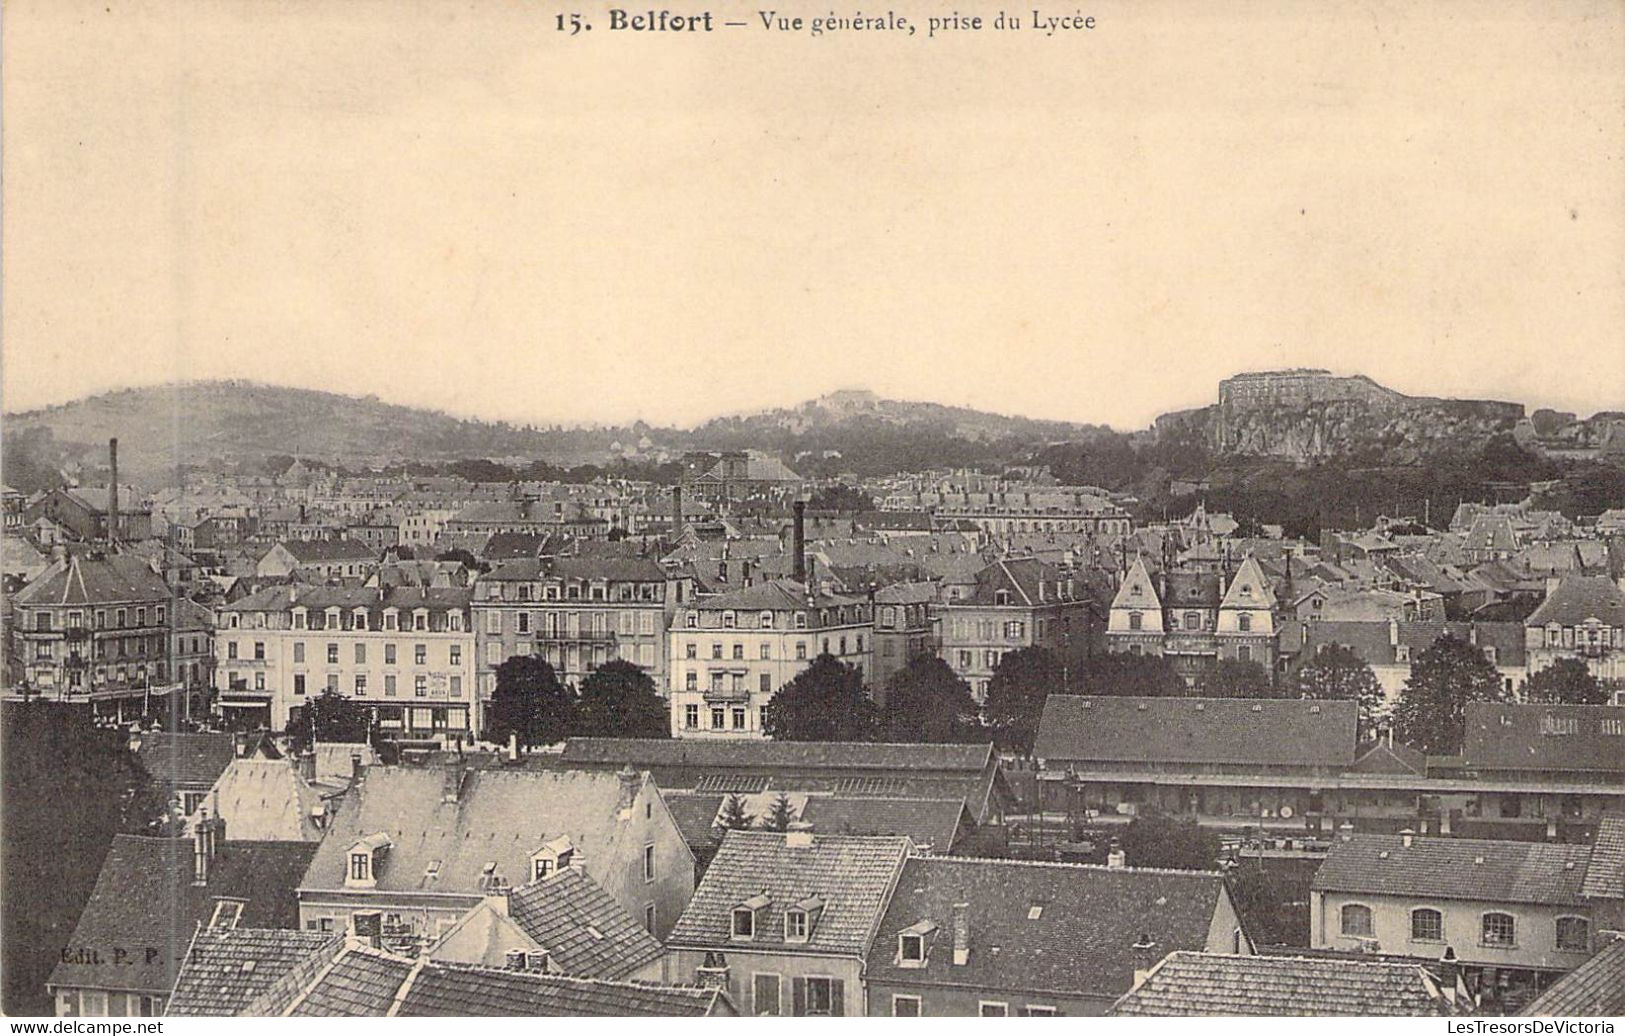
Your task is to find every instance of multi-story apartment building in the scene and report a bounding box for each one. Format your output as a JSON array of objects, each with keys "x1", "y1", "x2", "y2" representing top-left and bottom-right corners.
[
  {"x1": 1524, "y1": 575, "x2": 1625, "y2": 688},
  {"x1": 214, "y1": 585, "x2": 475, "y2": 741},
  {"x1": 1105, "y1": 556, "x2": 1279, "y2": 683},
  {"x1": 667, "y1": 578, "x2": 873, "y2": 738},
  {"x1": 870, "y1": 582, "x2": 938, "y2": 701},
  {"x1": 8, "y1": 548, "x2": 177, "y2": 720},
  {"x1": 939, "y1": 557, "x2": 1095, "y2": 702},
  {"x1": 471, "y1": 557, "x2": 686, "y2": 728}
]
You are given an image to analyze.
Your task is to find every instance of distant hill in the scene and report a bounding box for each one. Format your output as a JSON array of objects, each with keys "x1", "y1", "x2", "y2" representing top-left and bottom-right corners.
[{"x1": 0, "y1": 381, "x2": 1113, "y2": 489}]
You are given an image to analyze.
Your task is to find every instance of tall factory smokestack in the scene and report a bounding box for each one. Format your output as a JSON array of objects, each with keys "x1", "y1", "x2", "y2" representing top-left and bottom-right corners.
[
  {"x1": 672, "y1": 486, "x2": 683, "y2": 538},
  {"x1": 792, "y1": 500, "x2": 807, "y2": 584},
  {"x1": 107, "y1": 438, "x2": 119, "y2": 542}
]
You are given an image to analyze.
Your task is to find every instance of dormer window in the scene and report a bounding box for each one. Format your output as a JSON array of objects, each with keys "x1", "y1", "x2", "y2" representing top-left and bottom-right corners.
[
  {"x1": 383, "y1": 609, "x2": 398, "y2": 631},
  {"x1": 530, "y1": 836, "x2": 575, "y2": 883},
  {"x1": 209, "y1": 899, "x2": 246, "y2": 929},
  {"x1": 723, "y1": 611, "x2": 736, "y2": 628},
  {"x1": 785, "y1": 896, "x2": 823, "y2": 943},
  {"x1": 345, "y1": 832, "x2": 392, "y2": 888},
  {"x1": 733, "y1": 893, "x2": 770, "y2": 941},
  {"x1": 759, "y1": 611, "x2": 775, "y2": 630},
  {"x1": 897, "y1": 919, "x2": 936, "y2": 966}
]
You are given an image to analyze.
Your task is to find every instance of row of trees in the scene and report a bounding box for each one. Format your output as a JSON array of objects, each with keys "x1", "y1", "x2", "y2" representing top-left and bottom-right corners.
[{"x1": 484, "y1": 657, "x2": 670, "y2": 747}]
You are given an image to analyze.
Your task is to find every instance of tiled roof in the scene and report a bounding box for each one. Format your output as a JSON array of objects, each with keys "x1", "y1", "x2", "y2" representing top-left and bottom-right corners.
[
  {"x1": 399, "y1": 960, "x2": 730, "y2": 1016},
  {"x1": 503, "y1": 868, "x2": 665, "y2": 979},
  {"x1": 222, "y1": 584, "x2": 470, "y2": 616},
  {"x1": 1034, "y1": 696, "x2": 1358, "y2": 769},
  {"x1": 167, "y1": 929, "x2": 341, "y2": 1016},
  {"x1": 1310, "y1": 834, "x2": 1593, "y2": 906},
  {"x1": 964, "y1": 557, "x2": 1072, "y2": 607},
  {"x1": 1299, "y1": 620, "x2": 1527, "y2": 669},
  {"x1": 866, "y1": 856, "x2": 1230, "y2": 1001},
  {"x1": 136, "y1": 733, "x2": 239, "y2": 790},
  {"x1": 690, "y1": 577, "x2": 860, "y2": 612},
  {"x1": 1110, "y1": 952, "x2": 1465, "y2": 1017},
  {"x1": 1526, "y1": 575, "x2": 1625, "y2": 628},
  {"x1": 1349, "y1": 739, "x2": 1429, "y2": 777},
  {"x1": 299, "y1": 767, "x2": 649, "y2": 898},
  {"x1": 1462, "y1": 703, "x2": 1625, "y2": 775},
  {"x1": 288, "y1": 948, "x2": 414, "y2": 1015},
  {"x1": 49, "y1": 836, "x2": 317, "y2": 996},
  {"x1": 1521, "y1": 938, "x2": 1625, "y2": 1017},
  {"x1": 1581, "y1": 815, "x2": 1625, "y2": 900},
  {"x1": 561, "y1": 737, "x2": 992, "y2": 773},
  {"x1": 12, "y1": 552, "x2": 169, "y2": 606},
  {"x1": 662, "y1": 791, "x2": 728, "y2": 853},
  {"x1": 667, "y1": 831, "x2": 911, "y2": 957}
]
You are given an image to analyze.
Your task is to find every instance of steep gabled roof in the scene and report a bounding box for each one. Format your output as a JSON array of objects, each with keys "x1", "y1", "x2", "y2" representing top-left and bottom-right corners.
[
  {"x1": 866, "y1": 856, "x2": 1231, "y2": 1001},
  {"x1": 193, "y1": 759, "x2": 327, "y2": 842},
  {"x1": 1110, "y1": 557, "x2": 1162, "y2": 611},
  {"x1": 275, "y1": 538, "x2": 377, "y2": 564},
  {"x1": 1111, "y1": 952, "x2": 1465, "y2": 1016},
  {"x1": 1311, "y1": 834, "x2": 1593, "y2": 906},
  {"x1": 1581, "y1": 814, "x2": 1625, "y2": 900},
  {"x1": 501, "y1": 868, "x2": 665, "y2": 979},
  {"x1": 136, "y1": 733, "x2": 240, "y2": 791},
  {"x1": 667, "y1": 831, "x2": 910, "y2": 957},
  {"x1": 49, "y1": 836, "x2": 317, "y2": 996},
  {"x1": 1526, "y1": 575, "x2": 1625, "y2": 628},
  {"x1": 1034, "y1": 696, "x2": 1357, "y2": 769},
  {"x1": 1220, "y1": 556, "x2": 1277, "y2": 611},
  {"x1": 167, "y1": 929, "x2": 342, "y2": 1016},
  {"x1": 1521, "y1": 939, "x2": 1625, "y2": 1017},
  {"x1": 12, "y1": 552, "x2": 169, "y2": 606}
]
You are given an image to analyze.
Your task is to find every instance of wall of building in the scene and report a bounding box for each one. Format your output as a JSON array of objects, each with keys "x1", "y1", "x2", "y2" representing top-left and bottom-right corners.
[
  {"x1": 1311, "y1": 890, "x2": 1600, "y2": 973},
  {"x1": 666, "y1": 947, "x2": 864, "y2": 1016}
]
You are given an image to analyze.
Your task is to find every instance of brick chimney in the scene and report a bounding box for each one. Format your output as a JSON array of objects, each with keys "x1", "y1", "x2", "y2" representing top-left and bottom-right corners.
[
  {"x1": 616, "y1": 766, "x2": 642, "y2": 813},
  {"x1": 672, "y1": 486, "x2": 683, "y2": 537},
  {"x1": 951, "y1": 902, "x2": 971, "y2": 966},
  {"x1": 350, "y1": 751, "x2": 364, "y2": 785},
  {"x1": 192, "y1": 808, "x2": 217, "y2": 885},
  {"x1": 792, "y1": 501, "x2": 807, "y2": 583},
  {"x1": 299, "y1": 749, "x2": 316, "y2": 784},
  {"x1": 785, "y1": 821, "x2": 814, "y2": 849},
  {"x1": 106, "y1": 438, "x2": 119, "y2": 541}
]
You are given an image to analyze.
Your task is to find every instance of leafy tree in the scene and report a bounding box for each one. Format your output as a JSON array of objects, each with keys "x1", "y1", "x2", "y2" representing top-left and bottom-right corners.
[
  {"x1": 718, "y1": 793, "x2": 754, "y2": 831},
  {"x1": 1524, "y1": 657, "x2": 1608, "y2": 706},
  {"x1": 2, "y1": 702, "x2": 169, "y2": 1014},
  {"x1": 881, "y1": 655, "x2": 984, "y2": 743},
  {"x1": 289, "y1": 689, "x2": 372, "y2": 753},
  {"x1": 1193, "y1": 659, "x2": 1277, "y2": 699},
  {"x1": 984, "y1": 647, "x2": 1064, "y2": 754},
  {"x1": 762, "y1": 792, "x2": 796, "y2": 832},
  {"x1": 1071, "y1": 652, "x2": 1186, "y2": 697},
  {"x1": 1119, "y1": 811, "x2": 1221, "y2": 871},
  {"x1": 574, "y1": 660, "x2": 670, "y2": 738},
  {"x1": 1392, "y1": 634, "x2": 1508, "y2": 755},
  {"x1": 1293, "y1": 644, "x2": 1386, "y2": 741},
  {"x1": 763, "y1": 654, "x2": 876, "y2": 742},
  {"x1": 484, "y1": 655, "x2": 576, "y2": 748}
]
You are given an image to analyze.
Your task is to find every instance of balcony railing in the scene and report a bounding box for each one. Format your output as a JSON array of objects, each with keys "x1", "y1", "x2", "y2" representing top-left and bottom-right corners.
[{"x1": 533, "y1": 629, "x2": 616, "y2": 643}]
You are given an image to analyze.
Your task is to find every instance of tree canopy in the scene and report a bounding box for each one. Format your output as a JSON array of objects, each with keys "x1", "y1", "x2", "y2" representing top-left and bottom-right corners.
[
  {"x1": 763, "y1": 654, "x2": 876, "y2": 742},
  {"x1": 1524, "y1": 657, "x2": 1608, "y2": 706},
  {"x1": 1292, "y1": 643, "x2": 1386, "y2": 741},
  {"x1": 574, "y1": 660, "x2": 671, "y2": 738},
  {"x1": 1392, "y1": 634, "x2": 1508, "y2": 755},
  {"x1": 289, "y1": 689, "x2": 372, "y2": 753},
  {"x1": 761, "y1": 793, "x2": 796, "y2": 832},
  {"x1": 1071, "y1": 652, "x2": 1187, "y2": 697},
  {"x1": 484, "y1": 655, "x2": 576, "y2": 748},
  {"x1": 880, "y1": 655, "x2": 984, "y2": 744},
  {"x1": 1193, "y1": 659, "x2": 1277, "y2": 699},
  {"x1": 718, "y1": 793, "x2": 754, "y2": 831},
  {"x1": 1119, "y1": 811, "x2": 1222, "y2": 872},
  {"x1": 984, "y1": 647, "x2": 1064, "y2": 754}
]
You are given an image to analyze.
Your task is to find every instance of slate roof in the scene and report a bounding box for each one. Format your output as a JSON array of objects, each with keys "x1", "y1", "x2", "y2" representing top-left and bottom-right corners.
[
  {"x1": 298, "y1": 767, "x2": 653, "y2": 898},
  {"x1": 1310, "y1": 834, "x2": 1593, "y2": 906},
  {"x1": 1110, "y1": 952, "x2": 1464, "y2": 1017},
  {"x1": 49, "y1": 836, "x2": 318, "y2": 996},
  {"x1": 136, "y1": 732, "x2": 239, "y2": 791},
  {"x1": 1521, "y1": 938, "x2": 1625, "y2": 1017},
  {"x1": 1299, "y1": 620, "x2": 1527, "y2": 669},
  {"x1": 1526, "y1": 575, "x2": 1625, "y2": 628},
  {"x1": 964, "y1": 557, "x2": 1075, "y2": 607},
  {"x1": 502, "y1": 868, "x2": 665, "y2": 979},
  {"x1": 1462, "y1": 703, "x2": 1625, "y2": 775},
  {"x1": 866, "y1": 856, "x2": 1231, "y2": 1002},
  {"x1": 12, "y1": 552, "x2": 169, "y2": 606},
  {"x1": 288, "y1": 948, "x2": 414, "y2": 1015},
  {"x1": 1349, "y1": 739, "x2": 1429, "y2": 777},
  {"x1": 1034, "y1": 696, "x2": 1358, "y2": 769},
  {"x1": 562, "y1": 737, "x2": 992, "y2": 774},
  {"x1": 166, "y1": 929, "x2": 341, "y2": 1016},
  {"x1": 1581, "y1": 815, "x2": 1625, "y2": 900},
  {"x1": 276, "y1": 538, "x2": 378, "y2": 563},
  {"x1": 667, "y1": 831, "x2": 911, "y2": 957},
  {"x1": 223, "y1": 584, "x2": 469, "y2": 617},
  {"x1": 798, "y1": 797, "x2": 970, "y2": 853},
  {"x1": 689, "y1": 577, "x2": 861, "y2": 613},
  {"x1": 662, "y1": 791, "x2": 729, "y2": 853}
]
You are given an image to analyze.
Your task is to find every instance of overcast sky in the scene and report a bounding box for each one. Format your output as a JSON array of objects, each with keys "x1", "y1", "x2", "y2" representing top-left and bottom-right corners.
[{"x1": 4, "y1": 0, "x2": 1621, "y2": 430}]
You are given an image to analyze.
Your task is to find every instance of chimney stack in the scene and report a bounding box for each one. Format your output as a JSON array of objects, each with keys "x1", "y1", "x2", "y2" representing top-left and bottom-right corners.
[
  {"x1": 1107, "y1": 838, "x2": 1126, "y2": 869},
  {"x1": 951, "y1": 902, "x2": 971, "y2": 966},
  {"x1": 350, "y1": 751, "x2": 363, "y2": 785},
  {"x1": 192, "y1": 808, "x2": 214, "y2": 885},
  {"x1": 507, "y1": 730, "x2": 520, "y2": 763},
  {"x1": 299, "y1": 750, "x2": 316, "y2": 784},
  {"x1": 792, "y1": 500, "x2": 807, "y2": 584},
  {"x1": 616, "y1": 766, "x2": 642, "y2": 813},
  {"x1": 442, "y1": 762, "x2": 467, "y2": 804},
  {"x1": 672, "y1": 486, "x2": 683, "y2": 538},
  {"x1": 107, "y1": 438, "x2": 119, "y2": 541},
  {"x1": 505, "y1": 948, "x2": 527, "y2": 972},
  {"x1": 785, "y1": 821, "x2": 814, "y2": 849}
]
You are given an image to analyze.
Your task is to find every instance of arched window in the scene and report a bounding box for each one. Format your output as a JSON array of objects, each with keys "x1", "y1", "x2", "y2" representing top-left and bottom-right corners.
[
  {"x1": 1481, "y1": 912, "x2": 1516, "y2": 947},
  {"x1": 1410, "y1": 908, "x2": 1443, "y2": 942},
  {"x1": 1340, "y1": 903, "x2": 1373, "y2": 937},
  {"x1": 1555, "y1": 916, "x2": 1589, "y2": 952}
]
